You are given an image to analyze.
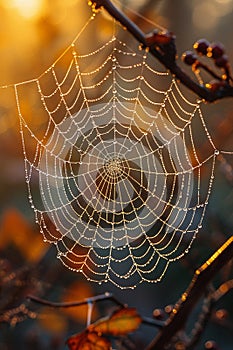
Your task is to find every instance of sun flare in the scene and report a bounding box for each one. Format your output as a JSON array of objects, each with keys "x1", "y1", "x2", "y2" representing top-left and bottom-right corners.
[{"x1": 7, "y1": 0, "x2": 43, "y2": 19}]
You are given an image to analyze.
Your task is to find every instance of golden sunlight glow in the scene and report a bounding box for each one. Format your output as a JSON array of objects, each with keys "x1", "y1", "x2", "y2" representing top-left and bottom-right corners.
[
  {"x1": 216, "y1": 0, "x2": 232, "y2": 3},
  {"x1": 192, "y1": 0, "x2": 233, "y2": 31},
  {"x1": 7, "y1": 0, "x2": 43, "y2": 19}
]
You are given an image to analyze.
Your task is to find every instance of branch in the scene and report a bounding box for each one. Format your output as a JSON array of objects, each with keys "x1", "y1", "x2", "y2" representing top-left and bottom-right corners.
[
  {"x1": 146, "y1": 236, "x2": 233, "y2": 350},
  {"x1": 186, "y1": 287, "x2": 215, "y2": 350},
  {"x1": 92, "y1": 0, "x2": 233, "y2": 102},
  {"x1": 28, "y1": 291, "x2": 125, "y2": 308},
  {"x1": 28, "y1": 291, "x2": 164, "y2": 328},
  {"x1": 187, "y1": 279, "x2": 233, "y2": 349}
]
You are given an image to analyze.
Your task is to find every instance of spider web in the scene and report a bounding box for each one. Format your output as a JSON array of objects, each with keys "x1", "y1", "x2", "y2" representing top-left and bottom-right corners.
[{"x1": 10, "y1": 9, "x2": 232, "y2": 289}]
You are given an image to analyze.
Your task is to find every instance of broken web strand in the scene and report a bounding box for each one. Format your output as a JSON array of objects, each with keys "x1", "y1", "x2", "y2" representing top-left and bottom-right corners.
[
  {"x1": 4, "y1": 7, "x2": 232, "y2": 289},
  {"x1": 113, "y1": 0, "x2": 167, "y2": 32}
]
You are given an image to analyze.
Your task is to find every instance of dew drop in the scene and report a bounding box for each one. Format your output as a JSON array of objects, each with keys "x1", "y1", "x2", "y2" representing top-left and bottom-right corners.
[{"x1": 138, "y1": 44, "x2": 143, "y2": 51}]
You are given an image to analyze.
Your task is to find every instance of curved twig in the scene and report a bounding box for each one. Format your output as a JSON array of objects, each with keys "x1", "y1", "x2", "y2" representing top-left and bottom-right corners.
[
  {"x1": 28, "y1": 292, "x2": 164, "y2": 328},
  {"x1": 28, "y1": 291, "x2": 125, "y2": 308}
]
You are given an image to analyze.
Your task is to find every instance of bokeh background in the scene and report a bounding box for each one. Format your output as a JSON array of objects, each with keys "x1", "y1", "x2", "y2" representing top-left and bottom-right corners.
[{"x1": 0, "y1": 0, "x2": 233, "y2": 349}]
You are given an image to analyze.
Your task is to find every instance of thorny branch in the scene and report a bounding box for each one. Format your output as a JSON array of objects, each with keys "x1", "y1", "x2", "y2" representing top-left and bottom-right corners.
[{"x1": 91, "y1": 0, "x2": 233, "y2": 102}]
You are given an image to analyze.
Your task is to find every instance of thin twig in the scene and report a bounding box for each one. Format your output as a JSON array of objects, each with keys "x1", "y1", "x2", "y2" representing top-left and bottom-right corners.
[
  {"x1": 28, "y1": 291, "x2": 125, "y2": 309},
  {"x1": 28, "y1": 292, "x2": 164, "y2": 328},
  {"x1": 141, "y1": 316, "x2": 164, "y2": 329},
  {"x1": 146, "y1": 236, "x2": 233, "y2": 350},
  {"x1": 93, "y1": 0, "x2": 233, "y2": 102},
  {"x1": 186, "y1": 279, "x2": 233, "y2": 349},
  {"x1": 212, "y1": 279, "x2": 233, "y2": 302}
]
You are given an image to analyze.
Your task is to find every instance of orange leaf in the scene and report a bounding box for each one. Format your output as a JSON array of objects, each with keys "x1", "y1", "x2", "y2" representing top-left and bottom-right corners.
[
  {"x1": 66, "y1": 331, "x2": 111, "y2": 350},
  {"x1": 89, "y1": 308, "x2": 141, "y2": 336}
]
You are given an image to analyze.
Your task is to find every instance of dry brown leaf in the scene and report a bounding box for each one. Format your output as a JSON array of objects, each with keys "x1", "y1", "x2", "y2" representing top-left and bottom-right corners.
[
  {"x1": 89, "y1": 307, "x2": 142, "y2": 336},
  {"x1": 66, "y1": 331, "x2": 111, "y2": 350},
  {"x1": 67, "y1": 308, "x2": 141, "y2": 349}
]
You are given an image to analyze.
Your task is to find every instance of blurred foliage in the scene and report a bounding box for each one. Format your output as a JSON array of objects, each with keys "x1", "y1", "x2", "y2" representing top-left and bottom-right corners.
[
  {"x1": 0, "y1": 209, "x2": 98, "y2": 349},
  {"x1": 0, "y1": 0, "x2": 233, "y2": 349},
  {"x1": 0, "y1": 209, "x2": 46, "y2": 262}
]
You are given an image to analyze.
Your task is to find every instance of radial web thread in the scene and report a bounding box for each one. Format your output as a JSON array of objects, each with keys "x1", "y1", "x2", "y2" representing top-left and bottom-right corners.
[{"x1": 9, "y1": 10, "x2": 232, "y2": 289}]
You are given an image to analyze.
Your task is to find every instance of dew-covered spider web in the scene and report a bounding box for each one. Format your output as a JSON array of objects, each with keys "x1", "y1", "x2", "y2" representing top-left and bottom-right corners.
[{"x1": 8, "y1": 7, "x2": 232, "y2": 289}]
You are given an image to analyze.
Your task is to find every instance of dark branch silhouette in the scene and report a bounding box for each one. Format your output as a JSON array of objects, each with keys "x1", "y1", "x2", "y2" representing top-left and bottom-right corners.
[
  {"x1": 28, "y1": 291, "x2": 125, "y2": 308},
  {"x1": 91, "y1": 0, "x2": 233, "y2": 102},
  {"x1": 146, "y1": 236, "x2": 233, "y2": 350},
  {"x1": 28, "y1": 292, "x2": 164, "y2": 328}
]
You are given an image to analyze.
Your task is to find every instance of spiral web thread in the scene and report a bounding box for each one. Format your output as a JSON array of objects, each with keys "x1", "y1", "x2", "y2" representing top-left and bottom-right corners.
[{"x1": 8, "y1": 9, "x2": 232, "y2": 289}]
